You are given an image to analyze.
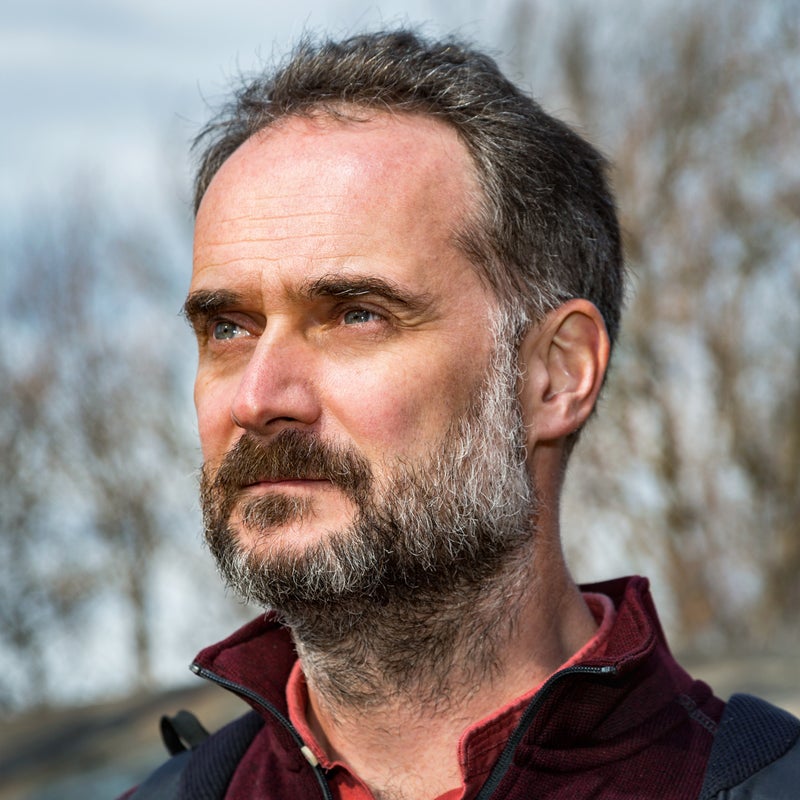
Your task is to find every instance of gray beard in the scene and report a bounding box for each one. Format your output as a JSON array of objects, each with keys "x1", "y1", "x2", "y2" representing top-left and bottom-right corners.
[{"x1": 200, "y1": 330, "x2": 537, "y2": 709}]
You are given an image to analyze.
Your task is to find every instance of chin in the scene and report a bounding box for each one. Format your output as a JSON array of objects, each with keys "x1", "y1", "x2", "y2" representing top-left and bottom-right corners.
[{"x1": 231, "y1": 515, "x2": 343, "y2": 561}]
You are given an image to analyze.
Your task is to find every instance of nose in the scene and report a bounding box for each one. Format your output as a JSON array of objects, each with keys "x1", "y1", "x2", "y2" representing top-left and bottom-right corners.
[{"x1": 230, "y1": 329, "x2": 322, "y2": 434}]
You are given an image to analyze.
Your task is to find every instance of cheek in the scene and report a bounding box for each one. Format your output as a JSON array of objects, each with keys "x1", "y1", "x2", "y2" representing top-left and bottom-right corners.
[
  {"x1": 323, "y1": 357, "x2": 470, "y2": 458},
  {"x1": 194, "y1": 374, "x2": 237, "y2": 462}
]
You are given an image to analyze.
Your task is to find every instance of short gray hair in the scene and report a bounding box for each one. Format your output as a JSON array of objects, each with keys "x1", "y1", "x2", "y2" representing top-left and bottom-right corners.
[{"x1": 193, "y1": 30, "x2": 625, "y2": 348}]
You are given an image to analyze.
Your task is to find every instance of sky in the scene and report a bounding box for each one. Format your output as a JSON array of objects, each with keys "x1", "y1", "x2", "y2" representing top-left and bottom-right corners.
[{"x1": 1, "y1": 0, "x2": 524, "y2": 217}]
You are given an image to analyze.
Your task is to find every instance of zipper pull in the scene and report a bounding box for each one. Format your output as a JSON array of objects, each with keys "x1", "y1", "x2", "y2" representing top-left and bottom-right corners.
[{"x1": 301, "y1": 745, "x2": 320, "y2": 767}]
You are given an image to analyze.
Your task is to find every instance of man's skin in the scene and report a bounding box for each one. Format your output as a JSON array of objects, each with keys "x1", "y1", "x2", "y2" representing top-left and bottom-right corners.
[{"x1": 188, "y1": 111, "x2": 610, "y2": 799}]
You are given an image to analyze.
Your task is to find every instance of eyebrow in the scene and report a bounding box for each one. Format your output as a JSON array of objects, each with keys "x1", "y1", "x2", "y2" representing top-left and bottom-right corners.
[
  {"x1": 181, "y1": 274, "x2": 435, "y2": 328},
  {"x1": 182, "y1": 289, "x2": 242, "y2": 328},
  {"x1": 301, "y1": 274, "x2": 434, "y2": 315}
]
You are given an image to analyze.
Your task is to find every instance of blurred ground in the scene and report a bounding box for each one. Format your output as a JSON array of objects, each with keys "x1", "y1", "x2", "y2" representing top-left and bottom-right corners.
[
  {"x1": 682, "y1": 650, "x2": 800, "y2": 718},
  {"x1": 0, "y1": 682, "x2": 248, "y2": 800},
  {"x1": 1, "y1": 651, "x2": 797, "y2": 799}
]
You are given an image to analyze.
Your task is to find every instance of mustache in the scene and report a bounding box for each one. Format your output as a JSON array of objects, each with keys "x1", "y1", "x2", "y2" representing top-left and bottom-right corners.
[{"x1": 205, "y1": 429, "x2": 373, "y2": 503}]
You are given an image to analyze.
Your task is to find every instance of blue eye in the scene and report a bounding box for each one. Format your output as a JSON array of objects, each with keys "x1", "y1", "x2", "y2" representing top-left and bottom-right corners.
[
  {"x1": 213, "y1": 321, "x2": 247, "y2": 340},
  {"x1": 343, "y1": 308, "x2": 379, "y2": 325}
]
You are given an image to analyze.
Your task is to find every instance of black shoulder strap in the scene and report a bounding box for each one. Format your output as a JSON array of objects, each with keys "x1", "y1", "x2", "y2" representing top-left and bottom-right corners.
[
  {"x1": 160, "y1": 710, "x2": 211, "y2": 755},
  {"x1": 129, "y1": 710, "x2": 263, "y2": 800},
  {"x1": 698, "y1": 693, "x2": 800, "y2": 800}
]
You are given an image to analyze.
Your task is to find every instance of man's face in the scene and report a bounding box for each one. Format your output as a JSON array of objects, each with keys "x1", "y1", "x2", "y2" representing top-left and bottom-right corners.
[{"x1": 189, "y1": 113, "x2": 534, "y2": 613}]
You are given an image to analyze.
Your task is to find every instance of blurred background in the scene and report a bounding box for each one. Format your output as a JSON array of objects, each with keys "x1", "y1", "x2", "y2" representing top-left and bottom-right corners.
[{"x1": 1, "y1": 0, "x2": 798, "y2": 796}]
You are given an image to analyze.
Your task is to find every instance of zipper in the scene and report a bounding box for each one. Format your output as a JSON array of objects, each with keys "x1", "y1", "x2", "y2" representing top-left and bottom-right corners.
[
  {"x1": 473, "y1": 664, "x2": 619, "y2": 800},
  {"x1": 191, "y1": 662, "x2": 334, "y2": 800}
]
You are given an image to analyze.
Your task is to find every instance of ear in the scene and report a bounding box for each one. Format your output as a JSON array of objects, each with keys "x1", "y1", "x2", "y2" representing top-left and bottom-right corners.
[{"x1": 517, "y1": 299, "x2": 610, "y2": 447}]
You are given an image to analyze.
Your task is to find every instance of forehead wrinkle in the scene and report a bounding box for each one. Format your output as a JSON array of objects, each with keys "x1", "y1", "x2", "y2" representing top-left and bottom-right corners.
[
  {"x1": 205, "y1": 210, "x2": 370, "y2": 250},
  {"x1": 203, "y1": 231, "x2": 355, "y2": 246},
  {"x1": 248, "y1": 191, "x2": 351, "y2": 208},
  {"x1": 216, "y1": 206, "x2": 352, "y2": 225},
  {"x1": 196, "y1": 227, "x2": 372, "y2": 268}
]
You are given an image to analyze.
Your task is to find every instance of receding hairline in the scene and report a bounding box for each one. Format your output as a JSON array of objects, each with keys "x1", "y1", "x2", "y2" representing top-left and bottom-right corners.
[{"x1": 195, "y1": 102, "x2": 486, "y2": 215}]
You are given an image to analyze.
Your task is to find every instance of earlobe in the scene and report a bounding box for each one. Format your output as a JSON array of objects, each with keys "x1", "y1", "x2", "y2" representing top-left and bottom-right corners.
[{"x1": 518, "y1": 299, "x2": 610, "y2": 444}]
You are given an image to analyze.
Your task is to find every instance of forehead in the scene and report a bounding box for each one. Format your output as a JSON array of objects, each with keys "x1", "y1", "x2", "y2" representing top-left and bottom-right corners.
[
  {"x1": 198, "y1": 111, "x2": 477, "y2": 217},
  {"x1": 192, "y1": 112, "x2": 487, "y2": 302}
]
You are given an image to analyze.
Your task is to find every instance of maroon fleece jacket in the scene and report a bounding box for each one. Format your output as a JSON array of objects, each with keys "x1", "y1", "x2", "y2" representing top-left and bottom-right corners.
[{"x1": 157, "y1": 576, "x2": 723, "y2": 799}]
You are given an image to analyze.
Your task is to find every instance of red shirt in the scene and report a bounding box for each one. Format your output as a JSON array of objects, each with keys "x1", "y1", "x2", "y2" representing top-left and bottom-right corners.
[{"x1": 286, "y1": 594, "x2": 616, "y2": 800}]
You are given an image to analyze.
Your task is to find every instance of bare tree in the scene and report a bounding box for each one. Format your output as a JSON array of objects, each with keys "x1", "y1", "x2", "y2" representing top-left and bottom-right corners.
[
  {"x1": 504, "y1": 0, "x2": 800, "y2": 650},
  {"x1": 0, "y1": 189, "x2": 209, "y2": 710}
]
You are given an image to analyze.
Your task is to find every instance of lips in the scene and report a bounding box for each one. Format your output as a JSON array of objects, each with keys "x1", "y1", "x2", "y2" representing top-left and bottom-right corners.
[{"x1": 243, "y1": 475, "x2": 330, "y2": 487}]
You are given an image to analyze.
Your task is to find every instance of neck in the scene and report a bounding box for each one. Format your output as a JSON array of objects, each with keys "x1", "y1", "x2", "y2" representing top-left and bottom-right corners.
[
  {"x1": 294, "y1": 548, "x2": 531, "y2": 712},
  {"x1": 291, "y1": 541, "x2": 597, "y2": 800}
]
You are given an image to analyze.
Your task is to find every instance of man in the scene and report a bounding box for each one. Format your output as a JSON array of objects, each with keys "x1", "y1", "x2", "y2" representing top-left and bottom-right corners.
[{"x1": 127, "y1": 29, "x2": 798, "y2": 800}]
